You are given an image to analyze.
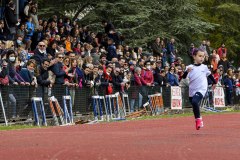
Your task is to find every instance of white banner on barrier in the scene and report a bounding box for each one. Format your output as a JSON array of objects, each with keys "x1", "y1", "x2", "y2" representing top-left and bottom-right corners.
[
  {"x1": 171, "y1": 86, "x2": 182, "y2": 110},
  {"x1": 213, "y1": 87, "x2": 225, "y2": 107}
]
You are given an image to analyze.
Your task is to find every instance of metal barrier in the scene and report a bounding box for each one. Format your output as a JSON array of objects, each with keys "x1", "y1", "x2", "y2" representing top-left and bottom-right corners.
[
  {"x1": 63, "y1": 95, "x2": 74, "y2": 124},
  {"x1": 0, "y1": 85, "x2": 239, "y2": 124},
  {"x1": 49, "y1": 96, "x2": 64, "y2": 126},
  {"x1": 31, "y1": 97, "x2": 47, "y2": 126},
  {"x1": 105, "y1": 92, "x2": 126, "y2": 120}
]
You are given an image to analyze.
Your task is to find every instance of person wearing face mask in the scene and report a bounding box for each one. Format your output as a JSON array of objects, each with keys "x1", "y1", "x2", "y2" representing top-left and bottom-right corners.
[
  {"x1": 6, "y1": 50, "x2": 26, "y2": 119},
  {"x1": 7, "y1": 50, "x2": 26, "y2": 85},
  {"x1": 137, "y1": 61, "x2": 154, "y2": 107}
]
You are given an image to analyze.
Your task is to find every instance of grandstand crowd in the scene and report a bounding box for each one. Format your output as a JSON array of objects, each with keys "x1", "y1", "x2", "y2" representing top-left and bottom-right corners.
[{"x1": 0, "y1": 0, "x2": 239, "y2": 117}]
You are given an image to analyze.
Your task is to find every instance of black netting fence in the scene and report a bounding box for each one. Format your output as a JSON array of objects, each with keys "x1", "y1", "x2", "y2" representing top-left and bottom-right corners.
[{"x1": 0, "y1": 85, "x2": 239, "y2": 123}]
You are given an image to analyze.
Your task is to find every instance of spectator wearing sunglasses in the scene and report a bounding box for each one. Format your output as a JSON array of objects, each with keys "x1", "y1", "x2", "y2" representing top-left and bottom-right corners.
[
  {"x1": 32, "y1": 41, "x2": 47, "y2": 65},
  {"x1": 51, "y1": 53, "x2": 67, "y2": 85}
]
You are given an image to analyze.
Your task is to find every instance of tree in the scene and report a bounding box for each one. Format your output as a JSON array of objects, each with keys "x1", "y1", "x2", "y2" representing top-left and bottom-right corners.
[
  {"x1": 37, "y1": 0, "x2": 215, "y2": 54},
  {"x1": 199, "y1": 0, "x2": 240, "y2": 65}
]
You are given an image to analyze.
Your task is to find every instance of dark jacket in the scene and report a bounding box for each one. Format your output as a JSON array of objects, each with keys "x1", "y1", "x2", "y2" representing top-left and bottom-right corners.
[
  {"x1": 224, "y1": 76, "x2": 234, "y2": 90},
  {"x1": 154, "y1": 74, "x2": 168, "y2": 86},
  {"x1": 51, "y1": 62, "x2": 66, "y2": 84},
  {"x1": 19, "y1": 68, "x2": 33, "y2": 83},
  {"x1": 82, "y1": 72, "x2": 93, "y2": 87},
  {"x1": 46, "y1": 47, "x2": 56, "y2": 57},
  {"x1": 32, "y1": 49, "x2": 47, "y2": 65},
  {"x1": 36, "y1": 66, "x2": 51, "y2": 87},
  {"x1": 112, "y1": 74, "x2": 123, "y2": 92},
  {"x1": 4, "y1": 6, "x2": 18, "y2": 28},
  {"x1": 218, "y1": 58, "x2": 230, "y2": 73},
  {"x1": 107, "y1": 44, "x2": 117, "y2": 61},
  {"x1": 152, "y1": 42, "x2": 162, "y2": 56}
]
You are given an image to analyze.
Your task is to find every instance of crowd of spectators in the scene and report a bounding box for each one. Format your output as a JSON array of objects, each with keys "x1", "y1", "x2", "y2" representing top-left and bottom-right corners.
[{"x1": 0, "y1": 0, "x2": 239, "y2": 117}]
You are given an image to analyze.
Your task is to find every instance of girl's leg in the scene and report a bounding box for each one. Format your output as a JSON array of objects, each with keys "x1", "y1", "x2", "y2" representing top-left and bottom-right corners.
[{"x1": 189, "y1": 92, "x2": 203, "y2": 119}]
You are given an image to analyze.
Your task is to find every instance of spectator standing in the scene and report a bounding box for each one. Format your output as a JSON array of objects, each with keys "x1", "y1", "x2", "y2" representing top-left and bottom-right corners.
[
  {"x1": 107, "y1": 38, "x2": 117, "y2": 61},
  {"x1": 224, "y1": 69, "x2": 234, "y2": 106},
  {"x1": 152, "y1": 37, "x2": 162, "y2": 59},
  {"x1": 101, "y1": 20, "x2": 115, "y2": 35},
  {"x1": 167, "y1": 38, "x2": 176, "y2": 64},
  {"x1": 4, "y1": 1, "x2": 18, "y2": 40},
  {"x1": 217, "y1": 43, "x2": 227, "y2": 59},
  {"x1": 29, "y1": 6, "x2": 39, "y2": 30},
  {"x1": 218, "y1": 53, "x2": 230, "y2": 73}
]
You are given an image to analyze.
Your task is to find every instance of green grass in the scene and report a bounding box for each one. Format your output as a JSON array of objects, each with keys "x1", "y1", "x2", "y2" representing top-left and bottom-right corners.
[
  {"x1": 0, "y1": 110, "x2": 239, "y2": 130},
  {"x1": 127, "y1": 110, "x2": 240, "y2": 121},
  {"x1": 0, "y1": 125, "x2": 38, "y2": 131}
]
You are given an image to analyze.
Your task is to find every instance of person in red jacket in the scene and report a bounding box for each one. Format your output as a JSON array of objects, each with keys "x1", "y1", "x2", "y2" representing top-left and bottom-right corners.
[
  {"x1": 217, "y1": 43, "x2": 227, "y2": 59},
  {"x1": 141, "y1": 61, "x2": 154, "y2": 86}
]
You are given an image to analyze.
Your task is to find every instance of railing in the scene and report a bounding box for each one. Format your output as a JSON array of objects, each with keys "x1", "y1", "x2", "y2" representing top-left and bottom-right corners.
[{"x1": 0, "y1": 85, "x2": 239, "y2": 123}]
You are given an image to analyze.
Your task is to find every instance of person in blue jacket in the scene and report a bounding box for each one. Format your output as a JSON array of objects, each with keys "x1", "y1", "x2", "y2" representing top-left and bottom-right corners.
[
  {"x1": 224, "y1": 69, "x2": 234, "y2": 106},
  {"x1": 167, "y1": 66, "x2": 179, "y2": 86}
]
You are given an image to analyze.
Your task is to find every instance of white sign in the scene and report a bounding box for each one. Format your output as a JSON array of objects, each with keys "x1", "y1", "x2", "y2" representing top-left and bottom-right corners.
[
  {"x1": 213, "y1": 87, "x2": 225, "y2": 107},
  {"x1": 171, "y1": 86, "x2": 182, "y2": 110}
]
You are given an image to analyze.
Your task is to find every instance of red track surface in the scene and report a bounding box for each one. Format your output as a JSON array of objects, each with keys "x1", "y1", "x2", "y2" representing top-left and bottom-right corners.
[{"x1": 0, "y1": 113, "x2": 239, "y2": 160}]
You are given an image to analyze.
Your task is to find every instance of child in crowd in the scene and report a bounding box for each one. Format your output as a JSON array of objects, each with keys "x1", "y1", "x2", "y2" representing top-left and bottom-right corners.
[{"x1": 183, "y1": 48, "x2": 216, "y2": 130}]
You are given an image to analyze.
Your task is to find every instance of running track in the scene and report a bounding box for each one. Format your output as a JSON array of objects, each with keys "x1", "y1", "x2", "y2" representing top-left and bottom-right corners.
[{"x1": 0, "y1": 113, "x2": 239, "y2": 160}]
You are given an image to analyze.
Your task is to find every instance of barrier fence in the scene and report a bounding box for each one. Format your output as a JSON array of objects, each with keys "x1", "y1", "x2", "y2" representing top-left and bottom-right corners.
[{"x1": 0, "y1": 85, "x2": 239, "y2": 124}]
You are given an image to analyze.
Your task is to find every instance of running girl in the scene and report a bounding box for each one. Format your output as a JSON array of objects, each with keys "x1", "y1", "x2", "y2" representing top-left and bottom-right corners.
[{"x1": 183, "y1": 48, "x2": 216, "y2": 130}]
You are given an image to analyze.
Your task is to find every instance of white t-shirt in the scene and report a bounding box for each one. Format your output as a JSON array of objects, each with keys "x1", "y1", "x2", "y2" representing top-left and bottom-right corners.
[{"x1": 186, "y1": 64, "x2": 211, "y2": 97}]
